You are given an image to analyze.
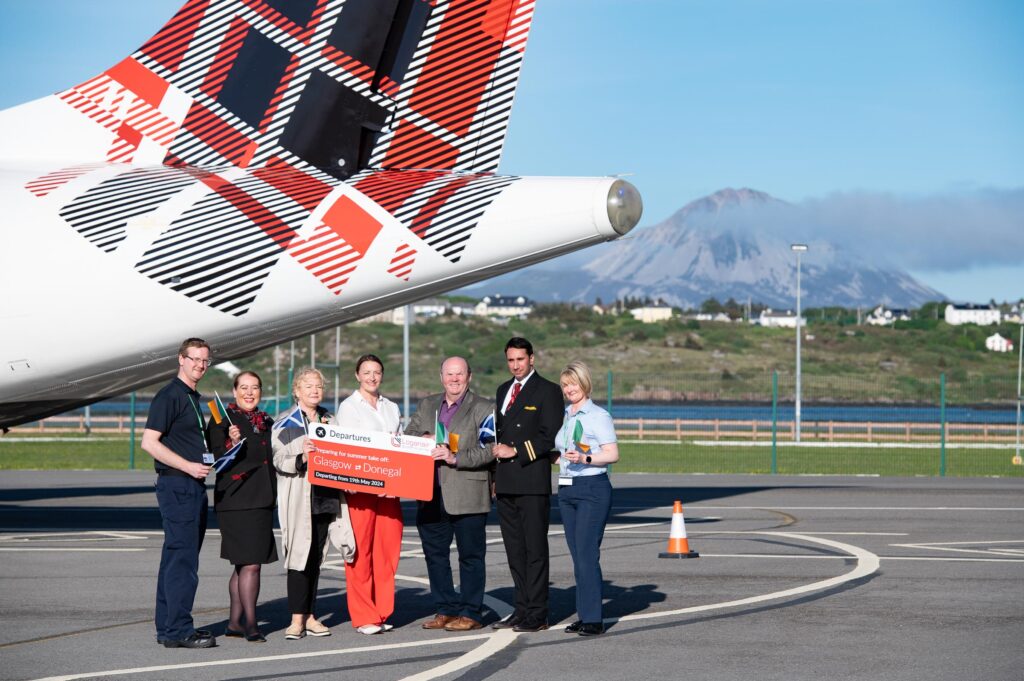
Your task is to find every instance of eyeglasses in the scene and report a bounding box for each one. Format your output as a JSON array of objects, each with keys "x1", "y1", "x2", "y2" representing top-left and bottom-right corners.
[{"x1": 186, "y1": 356, "x2": 213, "y2": 367}]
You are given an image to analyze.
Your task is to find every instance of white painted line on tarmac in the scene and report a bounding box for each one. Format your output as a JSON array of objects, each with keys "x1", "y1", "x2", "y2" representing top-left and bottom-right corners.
[
  {"x1": 691, "y1": 506, "x2": 1024, "y2": 512},
  {"x1": 889, "y1": 539, "x2": 1024, "y2": 557},
  {"x1": 26, "y1": 531, "x2": 879, "y2": 681},
  {"x1": 0, "y1": 548, "x2": 145, "y2": 552},
  {"x1": 610, "y1": 504, "x2": 1024, "y2": 512},
  {"x1": 611, "y1": 531, "x2": 879, "y2": 625},
  {"x1": 399, "y1": 630, "x2": 518, "y2": 681},
  {"x1": 688, "y1": 440, "x2": 1018, "y2": 449},
  {"x1": 29, "y1": 636, "x2": 493, "y2": 681},
  {"x1": 882, "y1": 556, "x2": 1024, "y2": 563}
]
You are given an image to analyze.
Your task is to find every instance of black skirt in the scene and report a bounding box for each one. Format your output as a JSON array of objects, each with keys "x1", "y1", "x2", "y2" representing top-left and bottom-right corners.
[{"x1": 217, "y1": 508, "x2": 279, "y2": 565}]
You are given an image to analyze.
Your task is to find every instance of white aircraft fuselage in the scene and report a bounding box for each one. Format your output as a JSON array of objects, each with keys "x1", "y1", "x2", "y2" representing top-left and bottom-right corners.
[{"x1": 0, "y1": 0, "x2": 642, "y2": 429}]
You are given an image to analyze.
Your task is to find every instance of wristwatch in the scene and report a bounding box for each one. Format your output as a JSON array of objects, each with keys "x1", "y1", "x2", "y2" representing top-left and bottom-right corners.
[{"x1": 585, "y1": 455, "x2": 592, "y2": 464}]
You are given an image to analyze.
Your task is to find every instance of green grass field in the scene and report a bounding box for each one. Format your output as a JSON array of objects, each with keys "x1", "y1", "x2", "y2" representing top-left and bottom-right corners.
[
  {"x1": 2, "y1": 437, "x2": 1021, "y2": 477},
  {"x1": 615, "y1": 442, "x2": 1024, "y2": 477}
]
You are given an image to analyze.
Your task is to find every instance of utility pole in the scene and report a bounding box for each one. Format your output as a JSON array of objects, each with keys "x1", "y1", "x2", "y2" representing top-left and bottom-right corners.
[{"x1": 791, "y1": 244, "x2": 808, "y2": 443}]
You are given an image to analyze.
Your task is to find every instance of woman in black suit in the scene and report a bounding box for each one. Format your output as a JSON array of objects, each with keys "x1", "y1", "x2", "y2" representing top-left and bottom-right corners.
[{"x1": 207, "y1": 371, "x2": 277, "y2": 642}]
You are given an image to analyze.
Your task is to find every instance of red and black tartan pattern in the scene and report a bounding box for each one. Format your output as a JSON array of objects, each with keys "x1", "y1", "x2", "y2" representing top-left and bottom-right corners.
[{"x1": 27, "y1": 0, "x2": 535, "y2": 315}]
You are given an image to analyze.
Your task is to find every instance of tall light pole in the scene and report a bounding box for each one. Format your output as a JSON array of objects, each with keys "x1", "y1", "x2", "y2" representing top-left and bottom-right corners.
[{"x1": 791, "y1": 244, "x2": 808, "y2": 442}]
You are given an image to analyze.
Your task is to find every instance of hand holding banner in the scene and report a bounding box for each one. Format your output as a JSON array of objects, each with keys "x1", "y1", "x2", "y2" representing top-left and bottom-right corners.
[{"x1": 307, "y1": 424, "x2": 436, "y2": 501}]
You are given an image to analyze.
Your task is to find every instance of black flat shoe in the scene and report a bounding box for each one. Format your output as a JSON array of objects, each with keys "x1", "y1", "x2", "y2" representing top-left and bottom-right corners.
[
  {"x1": 246, "y1": 631, "x2": 267, "y2": 643},
  {"x1": 163, "y1": 632, "x2": 216, "y2": 648},
  {"x1": 512, "y1": 620, "x2": 549, "y2": 633},
  {"x1": 577, "y1": 623, "x2": 604, "y2": 636},
  {"x1": 564, "y1": 620, "x2": 583, "y2": 633},
  {"x1": 224, "y1": 628, "x2": 244, "y2": 638}
]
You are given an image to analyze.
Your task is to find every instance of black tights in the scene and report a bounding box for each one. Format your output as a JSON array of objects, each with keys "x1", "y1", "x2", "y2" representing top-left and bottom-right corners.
[{"x1": 228, "y1": 564, "x2": 262, "y2": 634}]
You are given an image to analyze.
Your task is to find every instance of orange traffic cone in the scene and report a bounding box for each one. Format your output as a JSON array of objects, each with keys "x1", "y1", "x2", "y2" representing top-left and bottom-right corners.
[{"x1": 658, "y1": 500, "x2": 699, "y2": 559}]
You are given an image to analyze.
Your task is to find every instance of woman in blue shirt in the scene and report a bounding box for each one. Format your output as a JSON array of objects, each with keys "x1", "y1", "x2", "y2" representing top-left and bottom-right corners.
[{"x1": 554, "y1": 360, "x2": 619, "y2": 636}]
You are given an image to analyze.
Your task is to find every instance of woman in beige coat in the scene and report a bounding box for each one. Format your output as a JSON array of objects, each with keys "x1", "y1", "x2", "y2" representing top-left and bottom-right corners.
[{"x1": 273, "y1": 368, "x2": 356, "y2": 640}]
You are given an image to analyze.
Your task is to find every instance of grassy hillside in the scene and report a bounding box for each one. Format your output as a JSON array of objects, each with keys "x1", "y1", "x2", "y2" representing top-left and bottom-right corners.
[{"x1": 171, "y1": 304, "x2": 1021, "y2": 406}]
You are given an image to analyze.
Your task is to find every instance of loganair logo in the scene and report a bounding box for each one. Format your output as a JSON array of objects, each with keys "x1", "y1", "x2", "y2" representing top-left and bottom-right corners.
[{"x1": 390, "y1": 433, "x2": 403, "y2": 448}]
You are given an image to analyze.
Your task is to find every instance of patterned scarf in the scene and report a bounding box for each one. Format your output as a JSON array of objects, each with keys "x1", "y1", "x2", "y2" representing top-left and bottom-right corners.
[{"x1": 228, "y1": 402, "x2": 270, "y2": 433}]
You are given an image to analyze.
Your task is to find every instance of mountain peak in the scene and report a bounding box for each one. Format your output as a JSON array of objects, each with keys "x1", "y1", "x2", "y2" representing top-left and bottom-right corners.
[
  {"x1": 458, "y1": 188, "x2": 945, "y2": 308},
  {"x1": 672, "y1": 187, "x2": 780, "y2": 222}
]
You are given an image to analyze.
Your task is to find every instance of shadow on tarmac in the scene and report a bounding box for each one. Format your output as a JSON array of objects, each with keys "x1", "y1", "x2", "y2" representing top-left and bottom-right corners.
[{"x1": 0, "y1": 483, "x2": 848, "y2": 532}]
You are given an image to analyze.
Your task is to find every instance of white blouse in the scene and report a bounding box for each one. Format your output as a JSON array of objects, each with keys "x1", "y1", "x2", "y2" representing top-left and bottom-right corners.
[{"x1": 334, "y1": 391, "x2": 401, "y2": 434}]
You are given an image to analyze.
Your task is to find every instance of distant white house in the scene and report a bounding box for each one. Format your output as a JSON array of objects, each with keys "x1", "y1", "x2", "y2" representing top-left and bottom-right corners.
[
  {"x1": 692, "y1": 312, "x2": 732, "y2": 323},
  {"x1": 356, "y1": 298, "x2": 450, "y2": 325},
  {"x1": 757, "y1": 308, "x2": 803, "y2": 329},
  {"x1": 476, "y1": 295, "x2": 533, "y2": 319},
  {"x1": 985, "y1": 333, "x2": 1014, "y2": 353},
  {"x1": 866, "y1": 305, "x2": 911, "y2": 326},
  {"x1": 629, "y1": 304, "x2": 673, "y2": 324},
  {"x1": 945, "y1": 303, "x2": 1000, "y2": 326},
  {"x1": 1004, "y1": 304, "x2": 1023, "y2": 324}
]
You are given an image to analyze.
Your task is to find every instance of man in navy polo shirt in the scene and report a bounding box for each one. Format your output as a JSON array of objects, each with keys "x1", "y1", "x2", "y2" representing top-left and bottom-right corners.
[{"x1": 141, "y1": 338, "x2": 216, "y2": 649}]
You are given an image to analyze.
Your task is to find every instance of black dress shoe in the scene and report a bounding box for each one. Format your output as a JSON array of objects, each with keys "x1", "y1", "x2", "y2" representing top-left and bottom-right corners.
[
  {"x1": 163, "y1": 632, "x2": 216, "y2": 648},
  {"x1": 512, "y1": 620, "x2": 549, "y2": 633},
  {"x1": 224, "y1": 628, "x2": 244, "y2": 638},
  {"x1": 564, "y1": 620, "x2": 583, "y2": 633},
  {"x1": 577, "y1": 622, "x2": 604, "y2": 636},
  {"x1": 246, "y1": 631, "x2": 267, "y2": 643},
  {"x1": 158, "y1": 628, "x2": 211, "y2": 645},
  {"x1": 491, "y1": 615, "x2": 523, "y2": 630}
]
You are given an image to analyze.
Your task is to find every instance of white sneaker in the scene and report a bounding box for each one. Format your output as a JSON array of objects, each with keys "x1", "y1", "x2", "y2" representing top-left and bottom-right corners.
[
  {"x1": 381, "y1": 623, "x2": 394, "y2": 632},
  {"x1": 357, "y1": 624, "x2": 383, "y2": 635}
]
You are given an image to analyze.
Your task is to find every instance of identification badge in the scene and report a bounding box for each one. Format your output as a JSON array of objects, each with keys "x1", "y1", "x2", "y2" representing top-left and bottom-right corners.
[
  {"x1": 558, "y1": 476, "x2": 573, "y2": 486},
  {"x1": 202, "y1": 452, "x2": 215, "y2": 465}
]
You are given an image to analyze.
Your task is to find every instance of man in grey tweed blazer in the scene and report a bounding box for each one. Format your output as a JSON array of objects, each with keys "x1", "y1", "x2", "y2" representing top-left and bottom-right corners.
[{"x1": 405, "y1": 357, "x2": 496, "y2": 631}]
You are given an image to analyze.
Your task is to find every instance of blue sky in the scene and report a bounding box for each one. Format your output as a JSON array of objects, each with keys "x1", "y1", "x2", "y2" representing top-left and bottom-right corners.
[{"x1": 1, "y1": 0, "x2": 1021, "y2": 302}]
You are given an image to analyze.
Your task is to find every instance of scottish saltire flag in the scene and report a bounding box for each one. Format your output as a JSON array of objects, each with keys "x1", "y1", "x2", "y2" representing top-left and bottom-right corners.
[
  {"x1": 572, "y1": 419, "x2": 590, "y2": 452},
  {"x1": 212, "y1": 438, "x2": 246, "y2": 474},
  {"x1": 273, "y1": 405, "x2": 305, "y2": 430},
  {"x1": 478, "y1": 411, "x2": 496, "y2": 446}
]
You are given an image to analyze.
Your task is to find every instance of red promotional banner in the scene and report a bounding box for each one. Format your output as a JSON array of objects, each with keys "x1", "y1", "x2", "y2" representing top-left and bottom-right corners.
[{"x1": 307, "y1": 424, "x2": 436, "y2": 501}]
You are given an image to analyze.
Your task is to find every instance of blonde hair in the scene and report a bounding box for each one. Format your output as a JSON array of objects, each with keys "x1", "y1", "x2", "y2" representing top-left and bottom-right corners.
[
  {"x1": 292, "y1": 367, "x2": 325, "y2": 399},
  {"x1": 560, "y1": 360, "x2": 593, "y2": 397}
]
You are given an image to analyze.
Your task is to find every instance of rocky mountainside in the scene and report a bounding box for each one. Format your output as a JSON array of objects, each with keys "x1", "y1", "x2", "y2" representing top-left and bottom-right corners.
[{"x1": 459, "y1": 188, "x2": 944, "y2": 308}]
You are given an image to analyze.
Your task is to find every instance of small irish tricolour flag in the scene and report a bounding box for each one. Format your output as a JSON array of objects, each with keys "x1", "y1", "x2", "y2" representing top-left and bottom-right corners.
[
  {"x1": 207, "y1": 391, "x2": 232, "y2": 425},
  {"x1": 572, "y1": 420, "x2": 590, "y2": 453}
]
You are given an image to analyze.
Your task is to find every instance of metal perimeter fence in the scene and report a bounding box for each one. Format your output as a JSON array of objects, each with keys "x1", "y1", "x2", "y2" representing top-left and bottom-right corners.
[{"x1": 12, "y1": 371, "x2": 1024, "y2": 477}]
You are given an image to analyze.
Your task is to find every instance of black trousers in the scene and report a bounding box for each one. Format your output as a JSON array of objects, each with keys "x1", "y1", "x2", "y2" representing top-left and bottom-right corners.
[
  {"x1": 496, "y1": 493, "x2": 550, "y2": 623},
  {"x1": 287, "y1": 512, "x2": 332, "y2": 614}
]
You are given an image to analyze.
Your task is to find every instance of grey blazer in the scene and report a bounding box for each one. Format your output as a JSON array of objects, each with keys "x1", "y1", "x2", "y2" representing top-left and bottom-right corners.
[{"x1": 405, "y1": 390, "x2": 496, "y2": 515}]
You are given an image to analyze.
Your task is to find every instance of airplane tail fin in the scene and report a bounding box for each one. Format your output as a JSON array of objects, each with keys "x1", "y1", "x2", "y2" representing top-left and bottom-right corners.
[{"x1": 49, "y1": 0, "x2": 536, "y2": 177}]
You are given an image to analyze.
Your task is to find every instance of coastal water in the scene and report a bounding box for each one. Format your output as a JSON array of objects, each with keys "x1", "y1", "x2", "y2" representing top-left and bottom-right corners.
[{"x1": 72, "y1": 400, "x2": 1018, "y2": 424}]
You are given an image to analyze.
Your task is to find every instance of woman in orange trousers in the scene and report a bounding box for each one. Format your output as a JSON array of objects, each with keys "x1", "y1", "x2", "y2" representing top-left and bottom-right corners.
[{"x1": 332, "y1": 354, "x2": 403, "y2": 635}]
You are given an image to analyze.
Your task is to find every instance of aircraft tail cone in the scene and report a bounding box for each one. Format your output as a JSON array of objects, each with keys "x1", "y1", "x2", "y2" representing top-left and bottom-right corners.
[{"x1": 658, "y1": 500, "x2": 699, "y2": 559}]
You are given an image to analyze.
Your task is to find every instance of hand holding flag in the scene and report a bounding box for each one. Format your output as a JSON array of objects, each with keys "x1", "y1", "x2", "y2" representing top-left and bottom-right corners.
[{"x1": 212, "y1": 438, "x2": 246, "y2": 474}]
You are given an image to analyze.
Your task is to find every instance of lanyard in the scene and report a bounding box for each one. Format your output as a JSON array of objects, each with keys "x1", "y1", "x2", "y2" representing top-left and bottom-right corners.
[{"x1": 186, "y1": 395, "x2": 207, "y2": 439}]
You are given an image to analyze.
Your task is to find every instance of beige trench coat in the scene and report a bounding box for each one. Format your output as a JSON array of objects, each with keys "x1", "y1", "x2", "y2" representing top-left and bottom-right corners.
[{"x1": 272, "y1": 410, "x2": 356, "y2": 570}]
